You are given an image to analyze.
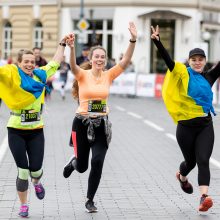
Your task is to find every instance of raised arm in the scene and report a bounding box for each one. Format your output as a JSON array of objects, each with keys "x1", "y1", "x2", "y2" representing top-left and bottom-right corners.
[
  {"x1": 52, "y1": 35, "x2": 69, "y2": 64},
  {"x1": 41, "y1": 35, "x2": 70, "y2": 78},
  {"x1": 66, "y1": 33, "x2": 81, "y2": 76},
  {"x1": 151, "y1": 25, "x2": 175, "y2": 72},
  {"x1": 119, "y1": 22, "x2": 137, "y2": 69}
]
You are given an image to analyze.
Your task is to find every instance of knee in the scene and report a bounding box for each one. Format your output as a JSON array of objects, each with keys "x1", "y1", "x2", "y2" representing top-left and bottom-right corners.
[
  {"x1": 197, "y1": 157, "x2": 209, "y2": 168},
  {"x1": 75, "y1": 158, "x2": 88, "y2": 173},
  {"x1": 91, "y1": 156, "x2": 104, "y2": 171},
  {"x1": 180, "y1": 161, "x2": 196, "y2": 171},
  {"x1": 77, "y1": 166, "x2": 87, "y2": 173},
  {"x1": 17, "y1": 168, "x2": 29, "y2": 192},
  {"x1": 30, "y1": 169, "x2": 43, "y2": 180},
  {"x1": 188, "y1": 162, "x2": 196, "y2": 170}
]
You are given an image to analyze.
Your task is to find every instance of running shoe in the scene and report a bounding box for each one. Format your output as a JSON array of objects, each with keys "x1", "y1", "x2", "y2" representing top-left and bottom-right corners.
[
  {"x1": 63, "y1": 156, "x2": 76, "y2": 178},
  {"x1": 199, "y1": 194, "x2": 213, "y2": 212},
  {"x1": 18, "y1": 204, "x2": 29, "y2": 218},
  {"x1": 85, "y1": 200, "x2": 98, "y2": 213},
  {"x1": 176, "y1": 172, "x2": 193, "y2": 194},
  {"x1": 34, "y1": 183, "x2": 45, "y2": 200}
]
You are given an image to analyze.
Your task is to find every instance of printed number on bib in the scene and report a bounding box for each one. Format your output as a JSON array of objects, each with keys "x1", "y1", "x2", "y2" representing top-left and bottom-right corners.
[
  {"x1": 88, "y1": 100, "x2": 107, "y2": 114},
  {"x1": 21, "y1": 110, "x2": 41, "y2": 125}
]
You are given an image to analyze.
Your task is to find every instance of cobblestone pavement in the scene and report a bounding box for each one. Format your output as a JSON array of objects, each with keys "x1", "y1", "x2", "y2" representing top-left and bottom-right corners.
[{"x1": 0, "y1": 91, "x2": 220, "y2": 219}]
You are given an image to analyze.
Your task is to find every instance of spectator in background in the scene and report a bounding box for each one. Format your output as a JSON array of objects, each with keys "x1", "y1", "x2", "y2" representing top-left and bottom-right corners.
[
  {"x1": 118, "y1": 53, "x2": 134, "y2": 73},
  {"x1": 7, "y1": 54, "x2": 13, "y2": 64},
  {"x1": 33, "y1": 47, "x2": 47, "y2": 67},
  {"x1": 119, "y1": 53, "x2": 123, "y2": 61},
  {"x1": 76, "y1": 46, "x2": 90, "y2": 65},
  {"x1": 125, "y1": 61, "x2": 135, "y2": 73},
  {"x1": 59, "y1": 56, "x2": 70, "y2": 100},
  {"x1": 106, "y1": 58, "x2": 116, "y2": 70}
]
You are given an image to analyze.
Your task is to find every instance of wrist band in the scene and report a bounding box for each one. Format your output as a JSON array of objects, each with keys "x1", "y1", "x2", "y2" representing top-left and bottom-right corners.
[
  {"x1": 129, "y1": 39, "x2": 136, "y2": 43},
  {"x1": 59, "y1": 42, "x2": 66, "y2": 47}
]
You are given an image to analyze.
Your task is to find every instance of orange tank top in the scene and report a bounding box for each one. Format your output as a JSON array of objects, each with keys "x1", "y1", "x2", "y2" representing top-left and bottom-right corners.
[{"x1": 75, "y1": 64, "x2": 124, "y2": 116}]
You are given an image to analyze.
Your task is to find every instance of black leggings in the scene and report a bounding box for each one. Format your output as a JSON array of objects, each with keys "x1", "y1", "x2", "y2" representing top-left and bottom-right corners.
[
  {"x1": 7, "y1": 128, "x2": 45, "y2": 172},
  {"x1": 176, "y1": 121, "x2": 214, "y2": 186},
  {"x1": 71, "y1": 117, "x2": 108, "y2": 201}
]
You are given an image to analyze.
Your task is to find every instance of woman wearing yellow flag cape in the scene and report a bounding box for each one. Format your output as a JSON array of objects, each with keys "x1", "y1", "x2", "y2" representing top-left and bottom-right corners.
[
  {"x1": 151, "y1": 25, "x2": 220, "y2": 212},
  {"x1": 0, "y1": 35, "x2": 68, "y2": 217}
]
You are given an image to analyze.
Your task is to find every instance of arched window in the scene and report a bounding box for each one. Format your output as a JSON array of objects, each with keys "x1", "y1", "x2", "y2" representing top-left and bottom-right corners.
[
  {"x1": 33, "y1": 21, "x2": 43, "y2": 48},
  {"x1": 3, "y1": 21, "x2": 12, "y2": 59}
]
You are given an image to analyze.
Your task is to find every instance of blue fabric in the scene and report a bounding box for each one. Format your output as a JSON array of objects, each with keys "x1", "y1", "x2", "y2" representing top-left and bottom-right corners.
[
  {"x1": 187, "y1": 67, "x2": 216, "y2": 115},
  {"x1": 18, "y1": 68, "x2": 50, "y2": 99}
]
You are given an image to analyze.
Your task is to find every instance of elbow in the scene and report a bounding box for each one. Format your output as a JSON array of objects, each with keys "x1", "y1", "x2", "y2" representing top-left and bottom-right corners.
[{"x1": 120, "y1": 58, "x2": 130, "y2": 69}]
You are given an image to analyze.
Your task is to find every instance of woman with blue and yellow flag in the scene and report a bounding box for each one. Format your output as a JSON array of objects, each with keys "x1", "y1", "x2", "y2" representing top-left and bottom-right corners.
[
  {"x1": 151, "y1": 25, "x2": 220, "y2": 212},
  {"x1": 0, "y1": 35, "x2": 68, "y2": 217}
]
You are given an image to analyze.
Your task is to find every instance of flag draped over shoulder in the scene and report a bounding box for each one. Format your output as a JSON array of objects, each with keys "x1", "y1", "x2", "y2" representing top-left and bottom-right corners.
[
  {"x1": 0, "y1": 64, "x2": 47, "y2": 110},
  {"x1": 162, "y1": 62, "x2": 213, "y2": 124},
  {"x1": 187, "y1": 67, "x2": 215, "y2": 116}
]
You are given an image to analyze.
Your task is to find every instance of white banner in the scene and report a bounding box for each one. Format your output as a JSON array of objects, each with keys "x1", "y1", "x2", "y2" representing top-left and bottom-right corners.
[
  {"x1": 136, "y1": 74, "x2": 156, "y2": 97},
  {"x1": 110, "y1": 74, "x2": 123, "y2": 94}
]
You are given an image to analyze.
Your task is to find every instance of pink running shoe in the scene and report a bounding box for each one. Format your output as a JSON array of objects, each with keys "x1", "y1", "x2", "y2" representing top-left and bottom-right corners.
[
  {"x1": 18, "y1": 204, "x2": 29, "y2": 218},
  {"x1": 34, "y1": 183, "x2": 45, "y2": 200}
]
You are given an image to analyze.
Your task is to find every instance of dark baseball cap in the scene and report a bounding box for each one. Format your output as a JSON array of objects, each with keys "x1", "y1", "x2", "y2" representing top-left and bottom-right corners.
[
  {"x1": 188, "y1": 48, "x2": 206, "y2": 58},
  {"x1": 82, "y1": 46, "x2": 90, "y2": 51}
]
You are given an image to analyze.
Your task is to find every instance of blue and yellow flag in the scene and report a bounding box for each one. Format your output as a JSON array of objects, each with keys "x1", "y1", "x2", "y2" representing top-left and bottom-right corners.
[
  {"x1": 0, "y1": 64, "x2": 47, "y2": 110},
  {"x1": 162, "y1": 62, "x2": 214, "y2": 124}
]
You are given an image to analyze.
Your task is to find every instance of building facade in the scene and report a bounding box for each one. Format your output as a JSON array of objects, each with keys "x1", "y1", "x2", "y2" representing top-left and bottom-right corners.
[
  {"x1": 0, "y1": 0, "x2": 60, "y2": 62},
  {"x1": 1, "y1": 0, "x2": 220, "y2": 73}
]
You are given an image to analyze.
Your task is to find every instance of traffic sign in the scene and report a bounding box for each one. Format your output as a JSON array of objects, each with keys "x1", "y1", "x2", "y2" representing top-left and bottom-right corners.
[{"x1": 77, "y1": 18, "x2": 89, "y2": 31}]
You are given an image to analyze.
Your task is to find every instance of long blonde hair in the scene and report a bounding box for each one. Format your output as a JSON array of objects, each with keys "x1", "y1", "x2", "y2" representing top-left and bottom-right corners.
[{"x1": 72, "y1": 61, "x2": 91, "y2": 99}]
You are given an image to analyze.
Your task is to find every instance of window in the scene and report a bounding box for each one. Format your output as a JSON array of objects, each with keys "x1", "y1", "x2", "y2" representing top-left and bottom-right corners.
[
  {"x1": 73, "y1": 19, "x2": 113, "y2": 58},
  {"x1": 33, "y1": 21, "x2": 43, "y2": 48},
  {"x1": 3, "y1": 21, "x2": 12, "y2": 59},
  {"x1": 203, "y1": 11, "x2": 218, "y2": 23}
]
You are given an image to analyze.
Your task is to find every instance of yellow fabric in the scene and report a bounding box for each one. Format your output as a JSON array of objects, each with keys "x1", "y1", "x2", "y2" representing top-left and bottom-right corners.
[
  {"x1": 41, "y1": 60, "x2": 60, "y2": 78},
  {"x1": 0, "y1": 61, "x2": 59, "y2": 109},
  {"x1": 0, "y1": 61, "x2": 60, "y2": 129},
  {"x1": 162, "y1": 62, "x2": 206, "y2": 124},
  {"x1": 0, "y1": 64, "x2": 36, "y2": 109},
  {"x1": 7, "y1": 92, "x2": 44, "y2": 129}
]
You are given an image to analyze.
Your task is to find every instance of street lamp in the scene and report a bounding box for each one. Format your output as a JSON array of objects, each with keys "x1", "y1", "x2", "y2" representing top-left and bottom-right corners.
[
  {"x1": 80, "y1": 0, "x2": 84, "y2": 19},
  {"x1": 89, "y1": 9, "x2": 96, "y2": 46},
  {"x1": 202, "y1": 31, "x2": 211, "y2": 41}
]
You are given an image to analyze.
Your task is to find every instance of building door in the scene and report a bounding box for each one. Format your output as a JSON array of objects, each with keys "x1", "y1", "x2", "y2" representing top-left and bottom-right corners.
[{"x1": 150, "y1": 20, "x2": 175, "y2": 73}]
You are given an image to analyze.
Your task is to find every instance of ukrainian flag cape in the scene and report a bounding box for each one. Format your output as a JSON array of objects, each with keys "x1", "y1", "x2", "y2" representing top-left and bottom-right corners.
[
  {"x1": 0, "y1": 64, "x2": 47, "y2": 110},
  {"x1": 162, "y1": 62, "x2": 215, "y2": 124}
]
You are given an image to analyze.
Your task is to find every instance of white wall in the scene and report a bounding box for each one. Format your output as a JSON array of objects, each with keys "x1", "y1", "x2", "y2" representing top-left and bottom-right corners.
[
  {"x1": 59, "y1": 5, "x2": 220, "y2": 73},
  {"x1": 60, "y1": 8, "x2": 73, "y2": 63},
  {"x1": 113, "y1": 7, "x2": 155, "y2": 73}
]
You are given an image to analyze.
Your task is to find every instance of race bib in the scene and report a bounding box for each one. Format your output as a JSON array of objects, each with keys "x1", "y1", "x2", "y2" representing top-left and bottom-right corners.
[
  {"x1": 21, "y1": 110, "x2": 41, "y2": 125},
  {"x1": 88, "y1": 100, "x2": 107, "y2": 114}
]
